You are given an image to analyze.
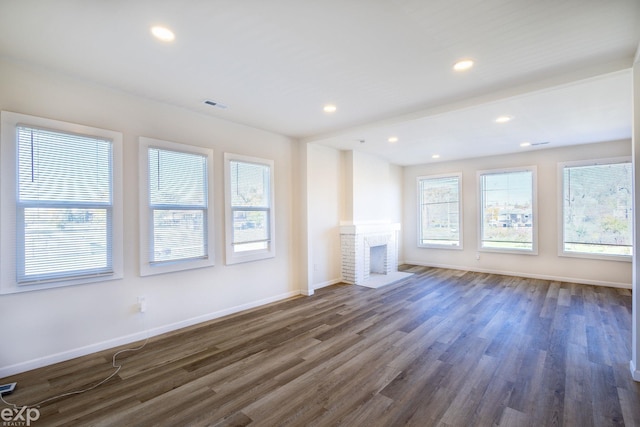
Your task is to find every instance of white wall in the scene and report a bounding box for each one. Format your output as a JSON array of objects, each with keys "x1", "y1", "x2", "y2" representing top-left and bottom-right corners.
[
  {"x1": 307, "y1": 144, "x2": 343, "y2": 288},
  {"x1": 630, "y1": 51, "x2": 640, "y2": 380},
  {"x1": 306, "y1": 146, "x2": 404, "y2": 289},
  {"x1": 403, "y1": 139, "x2": 633, "y2": 288},
  {"x1": 0, "y1": 59, "x2": 298, "y2": 375},
  {"x1": 351, "y1": 151, "x2": 403, "y2": 224}
]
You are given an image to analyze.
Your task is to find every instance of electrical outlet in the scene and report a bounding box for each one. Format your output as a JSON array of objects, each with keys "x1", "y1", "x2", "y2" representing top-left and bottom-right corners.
[
  {"x1": 137, "y1": 296, "x2": 147, "y2": 313},
  {"x1": 475, "y1": 252, "x2": 480, "y2": 261}
]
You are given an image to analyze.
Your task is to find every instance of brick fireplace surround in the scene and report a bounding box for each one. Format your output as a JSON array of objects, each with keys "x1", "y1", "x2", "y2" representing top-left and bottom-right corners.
[{"x1": 339, "y1": 223, "x2": 412, "y2": 288}]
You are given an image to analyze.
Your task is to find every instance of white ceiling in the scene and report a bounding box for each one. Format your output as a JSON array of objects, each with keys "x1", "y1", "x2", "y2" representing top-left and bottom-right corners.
[{"x1": 0, "y1": 0, "x2": 638, "y2": 165}]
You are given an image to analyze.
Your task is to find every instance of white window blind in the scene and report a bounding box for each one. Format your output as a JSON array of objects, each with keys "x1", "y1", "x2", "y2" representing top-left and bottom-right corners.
[
  {"x1": 562, "y1": 160, "x2": 632, "y2": 258},
  {"x1": 230, "y1": 160, "x2": 271, "y2": 252},
  {"x1": 148, "y1": 147, "x2": 208, "y2": 263},
  {"x1": 479, "y1": 168, "x2": 535, "y2": 252},
  {"x1": 418, "y1": 174, "x2": 461, "y2": 248},
  {"x1": 16, "y1": 125, "x2": 114, "y2": 283}
]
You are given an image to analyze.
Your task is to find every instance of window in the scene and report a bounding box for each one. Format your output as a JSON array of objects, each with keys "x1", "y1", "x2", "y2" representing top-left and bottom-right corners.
[
  {"x1": 560, "y1": 158, "x2": 632, "y2": 260},
  {"x1": 0, "y1": 111, "x2": 123, "y2": 294},
  {"x1": 224, "y1": 153, "x2": 275, "y2": 264},
  {"x1": 139, "y1": 137, "x2": 214, "y2": 276},
  {"x1": 479, "y1": 167, "x2": 536, "y2": 253},
  {"x1": 417, "y1": 173, "x2": 462, "y2": 248}
]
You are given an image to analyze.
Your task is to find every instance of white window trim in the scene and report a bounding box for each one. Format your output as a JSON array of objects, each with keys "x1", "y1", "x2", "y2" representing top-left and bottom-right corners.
[
  {"x1": 557, "y1": 156, "x2": 632, "y2": 262},
  {"x1": 416, "y1": 172, "x2": 463, "y2": 250},
  {"x1": 477, "y1": 166, "x2": 538, "y2": 255},
  {"x1": 0, "y1": 111, "x2": 123, "y2": 294},
  {"x1": 224, "y1": 152, "x2": 275, "y2": 265},
  {"x1": 138, "y1": 137, "x2": 215, "y2": 276}
]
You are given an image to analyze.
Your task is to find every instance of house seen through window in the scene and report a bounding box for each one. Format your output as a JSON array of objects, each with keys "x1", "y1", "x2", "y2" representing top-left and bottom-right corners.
[{"x1": 479, "y1": 168, "x2": 536, "y2": 253}]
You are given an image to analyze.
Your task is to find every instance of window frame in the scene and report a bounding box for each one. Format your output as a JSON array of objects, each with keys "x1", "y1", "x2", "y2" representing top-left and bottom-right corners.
[
  {"x1": 558, "y1": 157, "x2": 632, "y2": 262},
  {"x1": 224, "y1": 153, "x2": 275, "y2": 265},
  {"x1": 138, "y1": 137, "x2": 215, "y2": 276},
  {"x1": 0, "y1": 111, "x2": 123, "y2": 294},
  {"x1": 416, "y1": 172, "x2": 463, "y2": 249},
  {"x1": 477, "y1": 166, "x2": 537, "y2": 255}
]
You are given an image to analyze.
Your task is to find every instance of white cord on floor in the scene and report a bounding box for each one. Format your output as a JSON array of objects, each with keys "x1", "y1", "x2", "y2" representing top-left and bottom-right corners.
[{"x1": 0, "y1": 333, "x2": 149, "y2": 410}]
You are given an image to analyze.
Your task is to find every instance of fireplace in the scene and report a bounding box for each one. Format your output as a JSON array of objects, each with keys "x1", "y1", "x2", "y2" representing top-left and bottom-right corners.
[
  {"x1": 339, "y1": 223, "x2": 411, "y2": 288},
  {"x1": 369, "y1": 244, "x2": 387, "y2": 274}
]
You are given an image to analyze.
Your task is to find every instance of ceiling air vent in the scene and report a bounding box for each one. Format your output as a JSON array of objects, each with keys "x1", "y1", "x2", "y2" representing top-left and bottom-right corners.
[
  {"x1": 203, "y1": 100, "x2": 228, "y2": 109},
  {"x1": 531, "y1": 141, "x2": 549, "y2": 146}
]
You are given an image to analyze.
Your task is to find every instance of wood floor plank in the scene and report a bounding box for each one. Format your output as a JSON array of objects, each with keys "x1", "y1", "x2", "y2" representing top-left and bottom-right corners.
[
  {"x1": 498, "y1": 407, "x2": 530, "y2": 426},
  {"x1": 331, "y1": 393, "x2": 394, "y2": 426},
  {"x1": 437, "y1": 354, "x2": 502, "y2": 426},
  {"x1": 2, "y1": 266, "x2": 639, "y2": 426}
]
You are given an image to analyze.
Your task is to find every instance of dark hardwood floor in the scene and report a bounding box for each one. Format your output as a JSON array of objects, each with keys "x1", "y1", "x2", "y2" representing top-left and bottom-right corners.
[{"x1": 2, "y1": 266, "x2": 639, "y2": 426}]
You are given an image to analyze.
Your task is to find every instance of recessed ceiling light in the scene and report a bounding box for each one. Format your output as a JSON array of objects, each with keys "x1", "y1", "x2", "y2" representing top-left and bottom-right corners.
[
  {"x1": 520, "y1": 142, "x2": 531, "y2": 147},
  {"x1": 388, "y1": 136, "x2": 398, "y2": 143},
  {"x1": 432, "y1": 154, "x2": 440, "y2": 159},
  {"x1": 151, "y1": 26, "x2": 175, "y2": 42},
  {"x1": 495, "y1": 115, "x2": 513, "y2": 124},
  {"x1": 453, "y1": 59, "x2": 474, "y2": 71},
  {"x1": 323, "y1": 104, "x2": 337, "y2": 113}
]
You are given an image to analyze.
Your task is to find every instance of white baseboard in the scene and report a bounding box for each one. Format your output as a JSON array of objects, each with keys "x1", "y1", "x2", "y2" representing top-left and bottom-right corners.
[
  {"x1": 404, "y1": 260, "x2": 632, "y2": 289},
  {"x1": 313, "y1": 278, "x2": 342, "y2": 290},
  {"x1": 631, "y1": 360, "x2": 640, "y2": 382},
  {"x1": 0, "y1": 290, "x2": 301, "y2": 378}
]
